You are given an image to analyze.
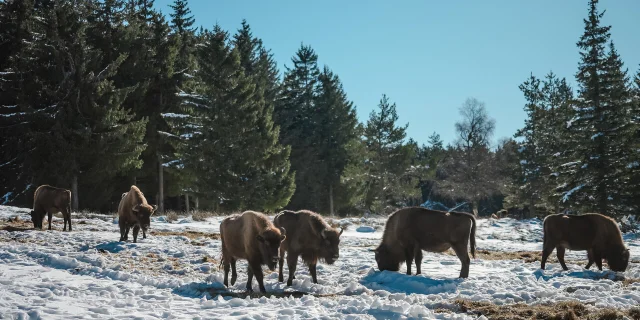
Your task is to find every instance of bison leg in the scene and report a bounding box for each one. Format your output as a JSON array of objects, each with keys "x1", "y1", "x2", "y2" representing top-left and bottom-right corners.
[
  {"x1": 123, "y1": 226, "x2": 130, "y2": 241},
  {"x1": 223, "y1": 259, "x2": 230, "y2": 287},
  {"x1": 286, "y1": 253, "x2": 298, "y2": 286},
  {"x1": 404, "y1": 246, "x2": 415, "y2": 275},
  {"x1": 556, "y1": 247, "x2": 568, "y2": 271},
  {"x1": 309, "y1": 263, "x2": 318, "y2": 284},
  {"x1": 540, "y1": 242, "x2": 554, "y2": 270},
  {"x1": 250, "y1": 262, "x2": 266, "y2": 293},
  {"x1": 452, "y1": 243, "x2": 471, "y2": 278},
  {"x1": 132, "y1": 225, "x2": 140, "y2": 243},
  {"x1": 278, "y1": 249, "x2": 285, "y2": 283},
  {"x1": 594, "y1": 252, "x2": 603, "y2": 271},
  {"x1": 230, "y1": 259, "x2": 237, "y2": 285},
  {"x1": 142, "y1": 229, "x2": 146, "y2": 239},
  {"x1": 246, "y1": 265, "x2": 255, "y2": 292},
  {"x1": 63, "y1": 211, "x2": 72, "y2": 232},
  {"x1": 585, "y1": 250, "x2": 594, "y2": 269},
  {"x1": 47, "y1": 211, "x2": 52, "y2": 230},
  {"x1": 414, "y1": 246, "x2": 423, "y2": 275}
]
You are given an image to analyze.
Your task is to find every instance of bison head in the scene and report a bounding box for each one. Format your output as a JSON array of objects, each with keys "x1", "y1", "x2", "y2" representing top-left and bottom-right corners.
[
  {"x1": 30, "y1": 210, "x2": 45, "y2": 229},
  {"x1": 606, "y1": 246, "x2": 630, "y2": 272},
  {"x1": 132, "y1": 204, "x2": 157, "y2": 232},
  {"x1": 319, "y1": 227, "x2": 343, "y2": 264},
  {"x1": 374, "y1": 244, "x2": 400, "y2": 272},
  {"x1": 257, "y1": 227, "x2": 286, "y2": 270}
]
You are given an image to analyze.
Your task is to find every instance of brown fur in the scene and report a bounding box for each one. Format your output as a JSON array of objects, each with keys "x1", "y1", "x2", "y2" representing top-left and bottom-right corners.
[
  {"x1": 30, "y1": 185, "x2": 72, "y2": 231},
  {"x1": 541, "y1": 213, "x2": 630, "y2": 272},
  {"x1": 374, "y1": 207, "x2": 477, "y2": 278},
  {"x1": 274, "y1": 210, "x2": 344, "y2": 286},
  {"x1": 220, "y1": 211, "x2": 286, "y2": 293},
  {"x1": 117, "y1": 186, "x2": 157, "y2": 243}
]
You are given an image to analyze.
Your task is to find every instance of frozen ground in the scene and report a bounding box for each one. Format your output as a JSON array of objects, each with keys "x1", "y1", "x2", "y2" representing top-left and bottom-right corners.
[{"x1": 0, "y1": 205, "x2": 638, "y2": 319}]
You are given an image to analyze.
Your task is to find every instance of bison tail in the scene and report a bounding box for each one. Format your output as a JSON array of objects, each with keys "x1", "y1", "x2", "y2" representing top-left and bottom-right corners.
[{"x1": 470, "y1": 216, "x2": 476, "y2": 259}]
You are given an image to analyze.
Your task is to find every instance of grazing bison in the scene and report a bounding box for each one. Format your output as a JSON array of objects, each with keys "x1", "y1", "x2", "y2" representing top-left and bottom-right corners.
[
  {"x1": 220, "y1": 211, "x2": 286, "y2": 293},
  {"x1": 118, "y1": 186, "x2": 157, "y2": 243},
  {"x1": 541, "y1": 213, "x2": 630, "y2": 272},
  {"x1": 274, "y1": 210, "x2": 344, "y2": 286},
  {"x1": 31, "y1": 185, "x2": 72, "y2": 231},
  {"x1": 374, "y1": 207, "x2": 476, "y2": 278}
]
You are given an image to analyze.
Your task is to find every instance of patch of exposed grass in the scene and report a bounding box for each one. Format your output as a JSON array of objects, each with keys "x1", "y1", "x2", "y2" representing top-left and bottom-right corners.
[
  {"x1": 191, "y1": 211, "x2": 216, "y2": 222},
  {"x1": 165, "y1": 211, "x2": 180, "y2": 223},
  {"x1": 451, "y1": 299, "x2": 640, "y2": 320},
  {"x1": 149, "y1": 229, "x2": 220, "y2": 240}
]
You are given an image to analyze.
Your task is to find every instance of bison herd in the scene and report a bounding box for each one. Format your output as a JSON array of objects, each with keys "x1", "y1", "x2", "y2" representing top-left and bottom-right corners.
[{"x1": 28, "y1": 184, "x2": 631, "y2": 293}]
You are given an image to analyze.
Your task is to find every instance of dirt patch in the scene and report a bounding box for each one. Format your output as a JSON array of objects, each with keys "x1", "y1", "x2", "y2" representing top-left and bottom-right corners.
[
  {"x1": 449, "y1": 299, "x2": 640, "y2": 320},
  {"x1": 441, "y1": 249, "x2": 586, "y2": 264},
  {"x1": 149, "y1": 230, "x2": 220, "y2": 240}
]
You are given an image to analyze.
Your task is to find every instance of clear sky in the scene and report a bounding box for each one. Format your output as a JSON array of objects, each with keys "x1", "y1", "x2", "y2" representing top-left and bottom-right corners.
[{"x1": 154, "y1": 0, "x2": 640, "y2": 146}]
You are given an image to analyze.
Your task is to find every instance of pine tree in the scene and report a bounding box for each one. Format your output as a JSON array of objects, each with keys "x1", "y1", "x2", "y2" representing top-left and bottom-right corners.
[
  {"x1": 561, "y1": 0, "x2": 634, "y2": 216},
  {"x1": 313, "y1": 66, "x2": 360, "y2": 214},
  {"x1": 0, "y1": 0, "x2": 37, "y2": 204},
  {"x1": 362, "y1": 94, "x2": 412, "y2": 212},
  {"x1": 176, "y1": 26, "x2": 294, "y2": 211},
  {"x1": 276, "y1": 44, "x2": 322, "y2": 211},
  {"x1": 513, "y1": 74, "x2": 545, "y2": 215},
  {"x1": 21, "y1": 1, "x2": 147, "y2": 210}
]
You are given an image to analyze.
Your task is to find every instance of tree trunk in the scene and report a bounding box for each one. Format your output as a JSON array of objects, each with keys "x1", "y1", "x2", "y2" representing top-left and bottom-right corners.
[
  {"x1": 554, "y1": 202, "x2": 560, "y2": 214},
  {"x1": 158, "y1": 154, "x2": 164, "y2": 213},
  {"x1": 472, "y1": 200, "x2": 479, "y2": 217},
  {"x1": 185, "y1": 194, "x2": 190, "y2": 213},
  {"x1": 329, "y1": 184, "x2": 334, "y2": 216},
  {"x1": 71, "y1": 174, "x2": 79, "y2": 211},
  {"x1": 529, "y1": 196, "x2": 536, "y2": 219},
  {"x1": 195, "y1": 197, "x2": 199, "y2": 211}
]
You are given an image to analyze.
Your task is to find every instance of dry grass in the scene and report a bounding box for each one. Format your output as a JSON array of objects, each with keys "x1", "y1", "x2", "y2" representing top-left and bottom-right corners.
[
  {"x1": 191, "y1": 211, "x2": 216, "y2": 222},
  {"x1": 450, "y1": 299, "x2": 640, "y2": 320},
  {"x1": 149, "y1": 229, "x2": 220, "y2": 240},
  {"x1": 165, "y1": 211, "x2": 179, "y2": 223}
]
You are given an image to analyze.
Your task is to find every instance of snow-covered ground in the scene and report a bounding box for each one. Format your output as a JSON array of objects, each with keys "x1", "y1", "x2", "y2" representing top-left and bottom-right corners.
[{"x1": 0, "y1": 205, "x2": 638, "y2": 319}]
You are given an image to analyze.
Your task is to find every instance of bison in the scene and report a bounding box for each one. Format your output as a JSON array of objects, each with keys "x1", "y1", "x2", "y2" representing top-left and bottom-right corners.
[
  {"x1": 30, "y1": 185, "x2": 72, "y2": 231},
  {"x1": 274, "y1": 210, "x2": 344, "y2": 286},
  {"x1": 374, "y1": 207, "x2": 477, "y2": 278},
  {"x1": 220, "y1": 211, "x2": 286, "y2": 293},
  {"x1": 117, "y1": 186, "x2": 157, "y2": 243},
  {"x1": 541, "y1": 213, "x2": 630, "y2": 272}
]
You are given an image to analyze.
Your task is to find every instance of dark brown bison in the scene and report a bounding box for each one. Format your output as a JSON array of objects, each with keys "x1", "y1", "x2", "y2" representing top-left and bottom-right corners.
[
  {"x1": 274, "y1": 210, "x2": 344, "y2": 286},
  {"x1": 220, "y1": 211, "x2": 286, "y2": 293},
  {"x1": 374, "y1": 207, "x2": 476, "y2": 278},
  {"x1": 541, "y1": 213, "x2": 630, "y2": 272},
  {"x1": 118, "y1": 186, "x2": 157, "y2": 243},
  {"x1": 30, "y1": 185, "x2": 72, "y2": 231}
]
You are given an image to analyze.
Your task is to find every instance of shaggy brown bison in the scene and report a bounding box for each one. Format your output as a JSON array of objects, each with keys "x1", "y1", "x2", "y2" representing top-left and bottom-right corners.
[
  {"x1": 118, "y1": 186, "x2": 157, "y2": 243},
  {"x1": 374, "y1": 207, "x2": 476, "y2": 278},
  {"x1": 274, "y1": 210, "x2": 344, "y2": 286},
  {"x1": 31, "y1": 185, "x2": 72, "y2": 231},
  {"x1": 541, "y1": 213, "x2": 630, "y2": 272},
  {"x1": 220, "y1": 211, "x2": 286, "y2": 293}
]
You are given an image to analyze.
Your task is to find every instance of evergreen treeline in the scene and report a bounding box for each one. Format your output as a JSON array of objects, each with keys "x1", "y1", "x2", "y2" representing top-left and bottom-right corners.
[{"x1": 0, "y1": 0, "x2": 637, "y2": 219}]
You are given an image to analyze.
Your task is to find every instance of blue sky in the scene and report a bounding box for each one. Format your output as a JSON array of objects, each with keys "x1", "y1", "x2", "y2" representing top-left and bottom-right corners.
[{"x1": 154, "y1": 0, "x2": 640, "y2": 146}]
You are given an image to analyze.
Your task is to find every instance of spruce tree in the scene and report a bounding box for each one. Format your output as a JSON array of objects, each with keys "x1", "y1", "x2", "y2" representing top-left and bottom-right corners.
[
  {"x1": 362, "y1": 94, "x2": 412, "y2": 212},
  {"x1": 276, "y1": 44, "x2": 322, "y2": 211},
  {"x1": 313, "y1": 67, "x2": 359, "y2": 214},
  {"x1": 561, "y1": 0, "x2": 634, "y2": 216},
  {"x1": 22, "y1": 1, "x2": 147, "y2": 210},
  {"x1": 176, "y1": 26, "x2": 294, "y2": 211}
]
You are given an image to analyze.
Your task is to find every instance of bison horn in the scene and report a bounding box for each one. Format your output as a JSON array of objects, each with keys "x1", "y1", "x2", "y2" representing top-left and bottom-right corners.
[
  {"x1": 339, "y1": 227, "x2": 344, "y2": 236},
  {"x1": 132, "y1": 205, "x2": 140, "y2": 213},
  {"x1": 151, "y1": 205, "x2": 158, "y2": 214},
  {"x1": 279, "y1": 226, "x2": 286, "y2": 236},
  {"x1": 321, "y1": 229, "x2": 327, "y2": 239}
]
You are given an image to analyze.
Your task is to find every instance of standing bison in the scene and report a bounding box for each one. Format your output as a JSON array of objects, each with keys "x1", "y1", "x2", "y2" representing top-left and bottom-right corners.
[
  {"x1": 118, "y1": 186, "x2": 157, "y2": 243},
  {"x1": 220, "y1": 211, "x2": 286, "y2": 293},
  {"x1": 541, "y1": 213, "x2": 630, "y2": 272},
  {"x1": 374, "y1": 207, "x2": 476, "y2": 278},
  {"x1": 31, "y1": 185, "x2": 72, "y2": 231},
  {"x1": 274, "y1": 210, "x2": 344, "y2": 286}
]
